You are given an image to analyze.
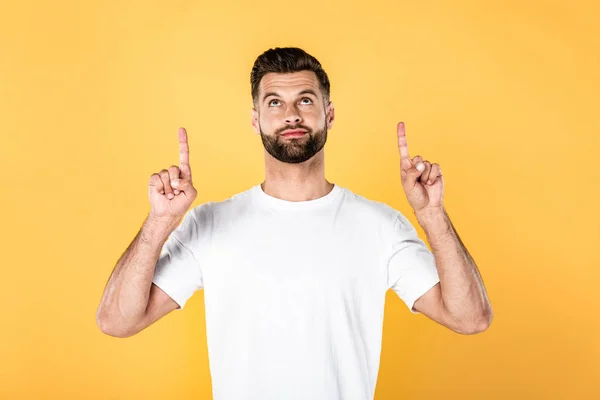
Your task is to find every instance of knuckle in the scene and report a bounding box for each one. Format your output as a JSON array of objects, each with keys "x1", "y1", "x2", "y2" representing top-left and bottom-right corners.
[{"x1": 150, "y1": 174, "x2": 162, "y2": 184}]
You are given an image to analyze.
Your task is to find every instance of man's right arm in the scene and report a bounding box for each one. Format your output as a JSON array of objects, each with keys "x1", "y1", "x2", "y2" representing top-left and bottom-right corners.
[
  {"x1": 96, "y1": 215, "x2": 182, "y2": 338},
  {"x1": 98, "y1": 126, "x2": 199, "y2": 337}
]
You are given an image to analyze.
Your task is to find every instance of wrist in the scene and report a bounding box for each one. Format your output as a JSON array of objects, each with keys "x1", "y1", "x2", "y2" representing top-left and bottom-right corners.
[
  {"x1": 142, "y1": 214, "x2": 182, "y2": 243},
  {"x1": 414, "y1": 206, "x2": 446, "y2": 224},
  {"x1": 414, "y1": 206, "x2": 452, "y2": 238}
]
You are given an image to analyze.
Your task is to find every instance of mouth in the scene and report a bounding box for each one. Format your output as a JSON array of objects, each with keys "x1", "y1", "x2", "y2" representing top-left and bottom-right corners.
[{"x1": 281, "y1": 129, "x2": 308, "y2": 138}]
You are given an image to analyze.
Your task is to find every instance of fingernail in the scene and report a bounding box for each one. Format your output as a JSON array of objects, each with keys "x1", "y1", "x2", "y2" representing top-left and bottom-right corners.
[
  {"x1": 171, "y1": 179, "x2": 179, "y2": 187},
  {"x1": 416, "y1": 163, "x2": 424, "y2": 171}
]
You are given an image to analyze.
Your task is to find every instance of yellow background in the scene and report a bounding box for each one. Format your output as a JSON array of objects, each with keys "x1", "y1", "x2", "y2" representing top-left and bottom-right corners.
[{"x1": 1, "y1": 0, "x2": 598, "y2": 398}]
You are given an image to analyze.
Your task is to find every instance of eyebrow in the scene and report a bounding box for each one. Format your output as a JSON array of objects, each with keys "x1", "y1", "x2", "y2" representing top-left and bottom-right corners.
[{"x1": 262, "y1": 89, "x2": 319, "y2": 103}]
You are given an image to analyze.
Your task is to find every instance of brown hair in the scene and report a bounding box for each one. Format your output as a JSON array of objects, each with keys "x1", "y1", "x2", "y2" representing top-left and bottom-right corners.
[{"x1": 250, "y1": 47, "x2": 331, "y2": 108}]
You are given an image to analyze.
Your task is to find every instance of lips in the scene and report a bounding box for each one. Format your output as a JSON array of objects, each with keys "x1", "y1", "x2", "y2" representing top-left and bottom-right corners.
[{"x1": 281, "y1": 129, "x2": 307, "y2": 136}]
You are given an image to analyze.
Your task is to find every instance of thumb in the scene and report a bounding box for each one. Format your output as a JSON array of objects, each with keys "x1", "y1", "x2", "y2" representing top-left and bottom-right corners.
[
  {"x1": 170, "y1": 178, "x2": 194, "y2": 192},
  {"x1": 403, "y1": 161, "x2": 425, "y2": 183}
]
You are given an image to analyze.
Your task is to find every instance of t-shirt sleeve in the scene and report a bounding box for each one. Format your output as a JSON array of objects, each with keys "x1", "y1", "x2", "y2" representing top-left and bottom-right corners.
[
  {"x1": 152, "y1": 207, "x2": 205, "y2": 310},
  {"x1": 386, "y1": 211, "x2": 440, "y2": 314}
]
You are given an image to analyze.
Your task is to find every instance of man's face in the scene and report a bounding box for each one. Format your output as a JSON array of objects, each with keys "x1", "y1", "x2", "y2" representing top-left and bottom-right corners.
[{"x1": 252, "y1": 71, "x2": 334, "y2": 164}]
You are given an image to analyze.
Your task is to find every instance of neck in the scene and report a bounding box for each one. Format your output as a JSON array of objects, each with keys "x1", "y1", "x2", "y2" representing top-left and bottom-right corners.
[{"x1": 262, "y1": 149, "x2": 334, "y2": 202}]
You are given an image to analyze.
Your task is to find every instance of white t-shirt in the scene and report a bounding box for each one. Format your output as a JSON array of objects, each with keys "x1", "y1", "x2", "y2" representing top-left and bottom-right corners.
[{"x1": 152, "y1": 183, "x2": 440, "y2": 400}]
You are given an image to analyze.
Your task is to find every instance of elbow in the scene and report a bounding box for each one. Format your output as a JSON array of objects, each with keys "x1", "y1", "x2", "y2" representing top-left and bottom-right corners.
[
  {"x1": 453, "y1": 307, "x2": 494, "y2": 335},
  {"x1": 460, "y1": 318, "x2": 491, "y2": 335},
  {"x1": 96, "y1": 308, "x2": 136, "y2": 338}
]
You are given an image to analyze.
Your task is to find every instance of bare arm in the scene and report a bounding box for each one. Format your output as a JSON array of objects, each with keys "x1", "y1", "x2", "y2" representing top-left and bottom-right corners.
[
  {"x1": 97, "y1": 127, "x2": 198, "y2": 338},
  {"x1": 412, "y1": 207, "x2": 493, "y2": 334},
  {"x1": 96, "y1": 215, "x2": 182, "y2": 338},
  {"x1": 395, "y1": 121, "x2": 491, "y2": 334}
]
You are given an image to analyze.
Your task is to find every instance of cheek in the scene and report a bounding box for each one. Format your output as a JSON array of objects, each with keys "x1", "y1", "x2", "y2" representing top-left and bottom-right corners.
[
  {"x1": 299, "y1": 109, "x2": 321, "y2": 123},
  {"x1": 258, "y1": 114, "x2": 277, "y2": 133},
  {"x1": 263, "y1": 108, "x2": 289, "y2": 124},
  {"x1": 259, "y1": 113, "x2": 271, "y2": 126}
]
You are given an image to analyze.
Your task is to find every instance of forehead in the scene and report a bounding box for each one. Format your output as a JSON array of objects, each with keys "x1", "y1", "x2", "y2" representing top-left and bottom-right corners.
[{"x1": 259, "y1": 71, "x2": 320, "y2": 96}]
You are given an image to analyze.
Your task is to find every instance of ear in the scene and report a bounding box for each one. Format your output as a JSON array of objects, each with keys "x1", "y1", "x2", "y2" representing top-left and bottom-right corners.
[
  {"x1": 251, "y1": 108, "x2": 260, "y2": 134},
  {"x1": 326, "y1": 101, "x2": 335, "y2": 130}
]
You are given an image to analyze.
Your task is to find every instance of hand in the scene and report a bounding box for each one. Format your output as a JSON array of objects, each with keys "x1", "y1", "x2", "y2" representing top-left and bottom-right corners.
[
  {"x1": 148, "y1": 127, "x2": 198, "y2": 220},
  {"x1": 397, "y1": 121, "x2": 444, "y2": 213}
]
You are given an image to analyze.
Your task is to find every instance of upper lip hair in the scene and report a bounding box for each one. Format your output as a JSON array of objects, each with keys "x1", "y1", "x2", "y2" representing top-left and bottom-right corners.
[{"x1": 281, "y1": 129, "x2": 307, "y2": 135}]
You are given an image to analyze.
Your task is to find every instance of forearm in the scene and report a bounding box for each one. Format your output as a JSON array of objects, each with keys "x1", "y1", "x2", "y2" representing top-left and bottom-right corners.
[
  {"x1": 96, "y1": 215, "x2": 181, "y2": 335},
  {"x1": 415, "y1": 207, "x2": 492, "y2": 328}
]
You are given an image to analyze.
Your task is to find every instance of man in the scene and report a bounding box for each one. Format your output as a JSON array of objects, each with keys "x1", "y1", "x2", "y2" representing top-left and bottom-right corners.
[{"x1": 96, "y1": 47, "x2": 492, "y2": 400}]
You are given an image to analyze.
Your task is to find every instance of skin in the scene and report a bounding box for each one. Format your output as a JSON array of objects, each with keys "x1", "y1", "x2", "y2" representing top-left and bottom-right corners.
[
  {"x1": 251, "y1": 70, "x2": 336, "y2": 202},
  {"x1": 97, "y1": 70, "x2": 492, "y2": 338},
  {"x1": 250, "y1": 71, "x2": 492, "y2": 334},
  {"x1": 397, "y1": 122, "x2": 493, "y2": 334}
]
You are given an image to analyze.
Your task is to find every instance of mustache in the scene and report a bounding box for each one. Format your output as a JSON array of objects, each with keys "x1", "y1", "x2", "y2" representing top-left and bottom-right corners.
[{"x1": 275, "y1": 125, "x2": 312, "y2": 135}]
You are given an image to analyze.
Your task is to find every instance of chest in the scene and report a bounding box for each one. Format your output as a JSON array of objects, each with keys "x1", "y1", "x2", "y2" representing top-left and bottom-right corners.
[{"x1": 201, "y1": 215, "x2": 387, "y2": 297}]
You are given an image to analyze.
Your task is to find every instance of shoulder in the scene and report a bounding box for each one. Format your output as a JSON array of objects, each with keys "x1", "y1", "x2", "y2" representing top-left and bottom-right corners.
[
  {"x1": 187, "y1": 184, "x2": 256, "y2": 224},
  {"x1": 340, "y1": 186, "x2": 409, "y2": 227}
]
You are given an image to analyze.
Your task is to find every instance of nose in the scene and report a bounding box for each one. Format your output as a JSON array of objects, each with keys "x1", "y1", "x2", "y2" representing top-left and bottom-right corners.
[{"x1": 284, "y1": 105, "x2": 302, "y2": 125}]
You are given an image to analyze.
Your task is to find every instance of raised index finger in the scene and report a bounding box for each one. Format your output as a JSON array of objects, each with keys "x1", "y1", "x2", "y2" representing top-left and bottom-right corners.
[
  {"x1": 178, "y1": 127, "x2": 192, "y2": 178},
  {"x1": 397, "y1": 121, "x2": 413, "y2": 169}
]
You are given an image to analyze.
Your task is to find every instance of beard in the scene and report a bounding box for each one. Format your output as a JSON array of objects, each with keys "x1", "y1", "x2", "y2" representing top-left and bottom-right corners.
[{"x1": 259, "y1": 121, "x2": 328, "y2": 164}]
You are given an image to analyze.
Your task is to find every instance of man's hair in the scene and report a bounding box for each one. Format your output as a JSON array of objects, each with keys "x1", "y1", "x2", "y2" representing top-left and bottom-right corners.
[{"x1": 250, "y1": 47, "x2": 331, "y2": 108}]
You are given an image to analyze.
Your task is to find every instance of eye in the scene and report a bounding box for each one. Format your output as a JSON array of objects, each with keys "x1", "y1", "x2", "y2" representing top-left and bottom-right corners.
[
  {"x1": 300, "y1": 98, "x2": 313, "y2": 104},
  {"x1": 269, "y1": 99, "x2": 280, "y2": 107}
]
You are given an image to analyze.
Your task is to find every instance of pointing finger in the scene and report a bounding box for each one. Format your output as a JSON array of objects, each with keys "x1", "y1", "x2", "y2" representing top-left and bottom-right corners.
[
  {"x1": 178, "y1": 127, "x2": 192, "y2": 179},
  {"x1": 397, "y1": 121, "x2": 413, "y2": 170}
]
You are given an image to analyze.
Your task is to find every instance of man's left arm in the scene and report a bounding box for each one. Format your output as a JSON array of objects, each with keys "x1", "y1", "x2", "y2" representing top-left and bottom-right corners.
[
  {"x1": 413, "y1": 206, "x2": 492, "y2": 334},
  {"x1": 395, "y1": 121, "x2": 492, "y2": 334}
]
